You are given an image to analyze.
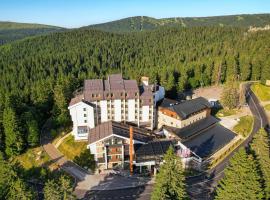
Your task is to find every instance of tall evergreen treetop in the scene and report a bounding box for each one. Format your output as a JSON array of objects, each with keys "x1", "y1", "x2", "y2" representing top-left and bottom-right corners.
[
  {"x1": 250, "y1": 128, "x2": 270, "y2": 199},
  {"x1": 215, "y1": 148, "x2": 263, "y2": 200},
  {"x1": 151, "y1": 146, "x2": 187, "y2": 200}
]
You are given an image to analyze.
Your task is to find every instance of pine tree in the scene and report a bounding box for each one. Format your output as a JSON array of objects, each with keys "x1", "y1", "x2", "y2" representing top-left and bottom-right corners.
[
  {"x1": 74, "y1": 149, "x2": 96, "y2": 171},
  {"x1": 26, "y1": 119, "x2": 39, "y2": 147},
  {"x1": 250, "y1": 128, "x2": 270, "y2": 199},
  {"x1": 44, "y1": 175, "x2": 75, "y2": 200},
  {"x1": 53, "y1": 77, "x2": 73, "y2": 126},
  {"x1": 44, "y1": 179, "x2": 62, "y2": 200},
  {"x1": 3, "y1": 107, "x2": 24, "y2": 156},
  {"x1": 7, "y1": 178, "x2": 36, "y2": 200},
  {"x1": 59, "y1": 175, "x2": 75, "y2": 200},
  {"x1": 151, "y1": 146, "x2": 187, "y2": 200},
  {"x1": 22, "y1": 111, "x2": 39, "y2": 147},
  {"x1": 220, "y1": 76, "x2": 239, "y2": 109},
  {"x1": 215, "y1": 148, "x2": 263, "y2": 200},
  {"x1": 0, "y1": 158, "x2": 36, "y2": 200}
]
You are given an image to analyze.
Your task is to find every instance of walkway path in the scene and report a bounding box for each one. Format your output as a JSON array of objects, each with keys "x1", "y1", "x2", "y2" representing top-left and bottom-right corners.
[{"x1": 40, "y1": 119, "x2": 148, "y2": 199}]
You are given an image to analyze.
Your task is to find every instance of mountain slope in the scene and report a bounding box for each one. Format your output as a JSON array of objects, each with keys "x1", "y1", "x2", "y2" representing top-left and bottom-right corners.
[
  {"x1": 88, "y1": 14, "x2": 270, "y2": 32},
  {"x1": 0, "y1": 21, "x2": 64, "y2": 45}
]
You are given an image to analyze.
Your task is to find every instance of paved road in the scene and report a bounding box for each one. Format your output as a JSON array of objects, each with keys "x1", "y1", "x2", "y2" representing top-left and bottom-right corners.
[
  {"x1": 40, "y1": 119, "x2": 90, "y2": 181},
  {"x1": 87, "y1": 85, "x2": 269, "y2": 200},
  {"x1": 40, "y1": 119, "x2": 99, "y2": 198},
  {"x1": 41, "y1": 119, "x2": 150, "y2": 199}
]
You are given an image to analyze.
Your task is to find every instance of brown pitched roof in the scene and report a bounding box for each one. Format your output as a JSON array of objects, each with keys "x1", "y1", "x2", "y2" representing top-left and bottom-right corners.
[
  {"x1": 69, "y1": 94, "x2": 84, "y2": 106},
  {"x1": 69, "y1": 74, "x2": 156, "y2": 105},
  {"x1": 88, "y1": 121, "x2": 153, "y2": 145},
  {"x1": 159, "y1": 97, "x2": 211, "y2": 119}
]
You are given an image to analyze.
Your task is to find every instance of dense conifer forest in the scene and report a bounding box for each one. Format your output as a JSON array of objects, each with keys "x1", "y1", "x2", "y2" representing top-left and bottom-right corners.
[
  {"x1": 0, "y1": 19, "x2": 269, "y2": 198},
  {"x1": 0, "y1": 26, "x2": 269, "y2": 157},
  {"x1": 88, "y1": 14, "x2": 270, "y2": 32},
  {"x1": 0, "y1": 21, "x2": 64, "y2": 45}
]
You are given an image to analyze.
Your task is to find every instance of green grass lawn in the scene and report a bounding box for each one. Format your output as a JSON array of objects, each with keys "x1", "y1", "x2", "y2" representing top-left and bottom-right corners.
[
  {"x1": 251, "y1": 83, "x2": 270, "y2": 102},
  {"x1": 14, "y1": 147, "x2": 51, "y2": 169},
  {"x1": 58, "y1": 135, "x2": 88, "y2": 160},
  {"x1": 215, "y1": 108, "x2": 239, "y2": 117},
  {"x1": 233, "y1": 116, "x2": 254, "y2": 137},
  {"x1": 264, "y1": 104, "x2": 270, "y2": 111}
]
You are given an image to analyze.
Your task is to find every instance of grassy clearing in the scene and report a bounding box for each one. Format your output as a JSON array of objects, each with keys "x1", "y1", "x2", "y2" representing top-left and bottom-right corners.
[
  {"x1": 233, "y1": 116, "x2": 254, "y2": 137},
  {"x1": 51, "y1": 128, "x2": 71, "y2": 146},
  {"x1": 264, "y1": 104, "x2": 270, "y2": 111},
  {"x1": 14, "y1": 147, "x2": 51, "y2": 169},
  {"x1": 251, "y1": 83, "x2": 270, "y2": 102},
  {"x1": 216, "y1": 108, "x2": 239, "y2": 117},
  {"x1": 58, "y1": 135, "x2": 87, "y2": 160}
]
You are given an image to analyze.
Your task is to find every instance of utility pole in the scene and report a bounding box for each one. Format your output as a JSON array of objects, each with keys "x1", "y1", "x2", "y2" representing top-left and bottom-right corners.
[{"x1": 129, "y1": 126, "x2": 134, "y2": 175}]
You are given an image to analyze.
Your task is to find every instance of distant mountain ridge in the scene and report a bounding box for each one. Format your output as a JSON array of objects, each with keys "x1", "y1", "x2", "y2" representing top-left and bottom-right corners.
[
  {"x1": 0, "y1": 21, "x2": 64, "y2": 45},
  {"x1": 1, "y1": 13, "x2": 270, "y2": 45},
  {"x1": 0, "y1": 21, "x2": 62, "y2": 30},
  {"x1": 87, "y1": 14, "x2": 270, "y2": 32}
]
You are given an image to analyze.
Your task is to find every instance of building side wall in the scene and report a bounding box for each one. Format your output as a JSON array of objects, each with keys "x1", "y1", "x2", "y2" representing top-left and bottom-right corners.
[
  {"x1": 158, "y1": 108, "x2": 210, "y2": 129},
  {"x1": 128, "y1": 99, "x2": 136, "y2": 122},
  {"x1": 114, "y1": 99, "x2": 122, "y2": 121},
  {"x1": 100, "y1": 100, "x2": 108, "y2": 122},
  {"x1": 158, "y1": 111, "x2": 182, "y2": 129},
  {"x1": 154, "y1": 86, "x2": 165, "y2": 104},
  {"x1": 141, "y1": 105, "x2": 150, "y2": 122},
  {"x1": 181, "y1": 109, "x2": 208, "y2": 127},
  {"x1": 69, "y1": 102, "x2": 95, "y2": 140}
]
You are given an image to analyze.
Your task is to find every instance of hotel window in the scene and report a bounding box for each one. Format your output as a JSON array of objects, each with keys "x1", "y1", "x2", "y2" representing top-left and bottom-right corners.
[
  {"x1": 84, "y1": 114, "x2": 87, "y2": 117},
  {"x1": 83, "y1": 108, "x2": 86, "y2": 111},
  {"x1": 84, "y1": 120, "x2": 87, "y2": 123}
]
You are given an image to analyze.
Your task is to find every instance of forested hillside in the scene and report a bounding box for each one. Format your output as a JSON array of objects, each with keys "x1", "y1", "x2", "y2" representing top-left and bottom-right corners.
[
  {"x1": 0, "y1": 21, "x2": 64, "y2": 45},
  {"x1": 88, "y1": 14, "x2": 270, "y2": 32},
  {"x1": 0, "y1": 26, "x2": 269, "y2": 158}
]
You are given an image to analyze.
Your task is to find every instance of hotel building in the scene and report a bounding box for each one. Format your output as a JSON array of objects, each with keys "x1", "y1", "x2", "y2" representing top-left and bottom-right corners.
[{"x1": 68, "y1": 74, "x2": 165, "y2": 140}]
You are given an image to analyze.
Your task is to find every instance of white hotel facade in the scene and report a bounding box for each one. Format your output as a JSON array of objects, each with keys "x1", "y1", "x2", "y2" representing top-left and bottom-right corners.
[{"x1": 68, "y1": 74, "x2": 165, "y2": 140}]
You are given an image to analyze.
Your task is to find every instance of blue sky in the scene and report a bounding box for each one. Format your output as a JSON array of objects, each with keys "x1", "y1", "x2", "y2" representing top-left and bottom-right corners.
[{"x1": 0, "y1": 0, "x2": 269, "y2": 28}]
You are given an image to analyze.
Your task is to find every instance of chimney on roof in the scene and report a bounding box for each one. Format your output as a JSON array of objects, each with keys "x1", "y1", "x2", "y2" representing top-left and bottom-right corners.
[
  {"x1": 129, "y1": 126, "x2": 134, "y2": 175},
  {"x1": 141, "y1": 76, "x2": 149, "y2": 86}
]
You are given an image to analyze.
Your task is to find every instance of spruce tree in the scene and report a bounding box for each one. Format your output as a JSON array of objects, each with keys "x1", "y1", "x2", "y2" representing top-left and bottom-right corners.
[
  {"x1": 22, "y1": 111, "x2": 39, "y2": 147},
  {"x1": 151, "y1": 146, "x2": 187, "y2": 200},
  {"x1": 220, "y1": 76, "x2": 239, "y2": 109},
  {"x1": 250, "y1": 128, "x2": 270, "y2": 199},
  {"x1": 3, "y1": 107, "x2": 24, "y2": 156},
  {"x1": 44, "y1": 179, "x2": 62, "y2": 200},
  {"x1": 7, "y1": 178, "x2": 36, "y2": 200},
  {"x1": 74, "y1": 149, "x2": 96, "y2": 171},
  {"x1": 44, "y1": 175, "x2": 75, "y2": 200},
  {"x1": 0, "y1": 158, "x2": 36, "y2": 200},
  {"x1": 215, "y1": 148, "x2": 263, "y2": 200}
]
